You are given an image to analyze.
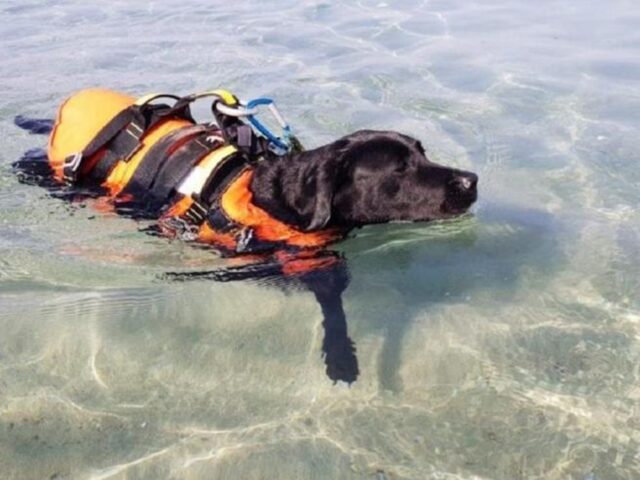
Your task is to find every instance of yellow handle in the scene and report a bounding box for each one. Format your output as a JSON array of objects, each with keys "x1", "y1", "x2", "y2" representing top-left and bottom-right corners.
[
  {"x1": 197, "y1": 89, "x2": 238, "y2": 105},
  {"x1": 136, "y1": 90, "x2": 238, "y2": 107}
]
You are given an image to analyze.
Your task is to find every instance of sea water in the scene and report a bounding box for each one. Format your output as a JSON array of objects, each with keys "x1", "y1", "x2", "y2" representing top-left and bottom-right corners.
[{"x1": 1, "y1": 1, "x2": 639, "y2": 478}]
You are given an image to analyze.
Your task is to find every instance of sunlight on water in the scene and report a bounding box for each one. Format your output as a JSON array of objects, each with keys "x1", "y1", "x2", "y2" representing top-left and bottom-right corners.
[{"x1": 1, "y1": 0, "x2": 639, "y2": 479}]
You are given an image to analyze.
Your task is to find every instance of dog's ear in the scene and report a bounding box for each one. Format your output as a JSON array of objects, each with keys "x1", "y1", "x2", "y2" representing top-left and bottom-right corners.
[
  {"x1": 304, "y1": 162, "x2": 337, "y2": 231},
  {"x1": 301, "y1": 139, "x2": 351, "y2": 231}
]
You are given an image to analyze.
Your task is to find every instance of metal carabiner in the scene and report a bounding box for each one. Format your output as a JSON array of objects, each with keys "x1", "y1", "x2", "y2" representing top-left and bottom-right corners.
[
  {"x1": 214, "y1": 102, "x2": 259, "y2": 117},
  {"x1": 245, "y1": 97, "x2": 292, "y2": 152}
]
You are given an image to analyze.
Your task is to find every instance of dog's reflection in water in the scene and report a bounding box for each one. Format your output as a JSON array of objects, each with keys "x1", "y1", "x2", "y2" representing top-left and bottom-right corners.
[{"x1": 164, "y1": 250, "x2": 359, "y2": 384}]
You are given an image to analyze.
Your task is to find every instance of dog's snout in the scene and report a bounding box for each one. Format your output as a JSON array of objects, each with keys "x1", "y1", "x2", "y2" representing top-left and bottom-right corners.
[{"x1": 450, "y1": 172, "x2": 478, "y2": 192}]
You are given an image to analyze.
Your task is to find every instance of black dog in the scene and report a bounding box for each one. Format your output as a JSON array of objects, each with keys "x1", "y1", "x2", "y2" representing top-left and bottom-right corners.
[
  {"x1": 14, "y1": 116, "x2": 478, "y2": 384},
  {"x1": 251, "y1": 129, "x2": 477, "y2": 229}
]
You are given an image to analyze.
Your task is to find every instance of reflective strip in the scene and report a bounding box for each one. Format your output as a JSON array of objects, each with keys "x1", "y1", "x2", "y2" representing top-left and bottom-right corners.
[{"x1": 177, "y1": 145, "x2": 237, "y2": 197}]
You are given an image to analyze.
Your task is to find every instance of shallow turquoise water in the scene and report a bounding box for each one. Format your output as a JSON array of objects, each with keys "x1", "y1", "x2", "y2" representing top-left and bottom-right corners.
[{"x1": 1, "y1": 1, "x2": 639, "y2": 479}]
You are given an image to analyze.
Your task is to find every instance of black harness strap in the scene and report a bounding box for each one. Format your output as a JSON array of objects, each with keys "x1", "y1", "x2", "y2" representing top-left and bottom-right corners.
[
  {"x1": 120, "y1": 126, "x2": 205, "y2": 194},
  {"x1": 87, "y1": 104, "x2": 182, "y2": 183},
  {"x1": 217, "y1": 123, "x2": 270, "y2": 160},
  {"x1": 157, "y1": 158, "x2": 247, "y2": 249},
  {"x1": 166, "y1": 157, "x2": 248, "y2": 234},
  {"x1": 201, "y1": 162, "x2": 278, "y2": 253},
  {"x1": 150, "y1": 92, "x2": 265, "y2": 158},
  {"x1": 65, "y1": 98, "x2": 194, "y2": 184},
  {"x1": 63, "y1": 106, "x2": 141, "y2": 183},
  {"x1": 123, "y1": 127, "x2": 224, "y2": 209},
  {"x1": 200, "y1": 154, "x2": 248, "y2": 208},
  {"x1": 143, "y1": 135, "x2": 219, "y2": 206},
  {"x1": 162, "y1": 158, "x2": 283, "y2": 253},
  {"x1": 69, "y1": 92, "x2": 270, "y2": 185}
]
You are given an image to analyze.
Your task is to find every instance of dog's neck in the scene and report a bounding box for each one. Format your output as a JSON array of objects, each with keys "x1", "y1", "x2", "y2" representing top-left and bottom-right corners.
[{"x1": 249, "y1": 144, "x2": 338, "y2": 230}]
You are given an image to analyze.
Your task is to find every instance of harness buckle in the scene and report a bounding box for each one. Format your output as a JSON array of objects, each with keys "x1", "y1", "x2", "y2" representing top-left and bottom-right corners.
[
  {"x1": 183, "y1": 198, "x2": 208, "y2": 225},
  {"x1": 62, "y1": 152, "x2": 83, "y2": 183},
  {"x1": 160, "y1": 216, "x2": 200, "y2": 242},
  {"x1": 236, "y1": 227, "x2": 256, "y2": 253}
]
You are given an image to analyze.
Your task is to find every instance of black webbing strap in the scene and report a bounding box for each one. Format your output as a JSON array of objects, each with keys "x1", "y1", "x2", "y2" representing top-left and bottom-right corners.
[
  {"x1": 149, "y1": 92, "x2": 259, "y2": 158},
  {"x1": 170, "y1": 157, "x2": 248, "y2": 235},
  {"x1": 201, "y1": 161, "x2": 250, "y2": 233},
  {"x1": 200, "y1": 154, "x2": 248, "y2": 208},
  {"x1": 121, "y1": 125, "x2": 205, "y2": 192},
  {"x1": 147, "y1": 132, "x2": 224, "y2": 205},
  {"x1": 89, "y1": 104, "x2": 185, "y2": 183},
  {"x1": 63, "y1": 99, "x2": 190, "y2": 184},
  {"x1": 169, "y1": 162, "x2": 277, "y2": 253},
  {"x1": 62, "y1": 106, "x2": 142, "y2": 184},
  {"x1": 122, "y1": 126, "x2": 223, "y2": 209}
]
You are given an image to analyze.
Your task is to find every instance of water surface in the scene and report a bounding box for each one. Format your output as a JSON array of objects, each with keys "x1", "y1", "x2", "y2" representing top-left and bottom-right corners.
[{"x1": 1, "y1": 1, "x2": 639, "y2": 479}]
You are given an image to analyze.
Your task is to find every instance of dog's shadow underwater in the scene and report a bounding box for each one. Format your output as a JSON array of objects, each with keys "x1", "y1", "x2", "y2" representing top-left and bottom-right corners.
[{"x1": 163, "y1": 249, "x2": 359, "y2": 384}]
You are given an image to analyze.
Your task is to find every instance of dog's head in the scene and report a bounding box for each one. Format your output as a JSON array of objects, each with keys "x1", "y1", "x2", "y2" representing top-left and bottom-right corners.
[
  {"x1": 302, "y1": 130, "x2": 478, "y2": 230},
  {"x1": 252, "y1": 130, "x2": 478, "y2": 232}
]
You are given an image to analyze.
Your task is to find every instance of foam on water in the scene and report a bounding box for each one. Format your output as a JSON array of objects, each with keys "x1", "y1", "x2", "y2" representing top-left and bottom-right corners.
[{"x1": 1, "y1": 0, "x2": 639, "y2": 478}]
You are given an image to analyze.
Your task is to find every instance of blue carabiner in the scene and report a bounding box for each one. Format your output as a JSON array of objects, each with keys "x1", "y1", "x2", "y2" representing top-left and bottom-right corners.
[{"x1": 246, "y1": 97, "x2": 291, "y2": 153}]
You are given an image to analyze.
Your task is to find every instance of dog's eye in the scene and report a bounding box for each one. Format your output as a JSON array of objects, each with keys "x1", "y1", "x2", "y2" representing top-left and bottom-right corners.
[{"x1": 394, "y1": 160, "x2": 408, "y2": 173}]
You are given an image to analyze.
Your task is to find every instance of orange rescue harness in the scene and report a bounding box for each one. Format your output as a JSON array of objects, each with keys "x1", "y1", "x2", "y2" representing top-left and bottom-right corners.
[{"x1": 47, "y1": 88, "x2": 343, "y2": 253}]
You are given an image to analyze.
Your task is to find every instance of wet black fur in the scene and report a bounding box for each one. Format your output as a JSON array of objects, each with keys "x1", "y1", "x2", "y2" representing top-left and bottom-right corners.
[
  {"x1": 251, "y1": 129, "x2": 478, "y2": 232},
  {"x1": 13, "y1": 116, "x2": 477, "y2": 385}
]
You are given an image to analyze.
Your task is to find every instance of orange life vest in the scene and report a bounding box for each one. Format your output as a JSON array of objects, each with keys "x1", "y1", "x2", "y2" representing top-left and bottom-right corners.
[
  {"x1": 47, "y1": 88, "x2": 343, "y2": 253},
  {"x1": 162, "y1": 169, "x2": 342, "y2": 250}
]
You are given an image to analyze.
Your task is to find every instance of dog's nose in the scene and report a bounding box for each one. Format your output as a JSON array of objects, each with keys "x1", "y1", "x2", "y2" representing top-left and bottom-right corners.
[{"x1": 450, "y1": 172, "x2": 478, "y2": 192}]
